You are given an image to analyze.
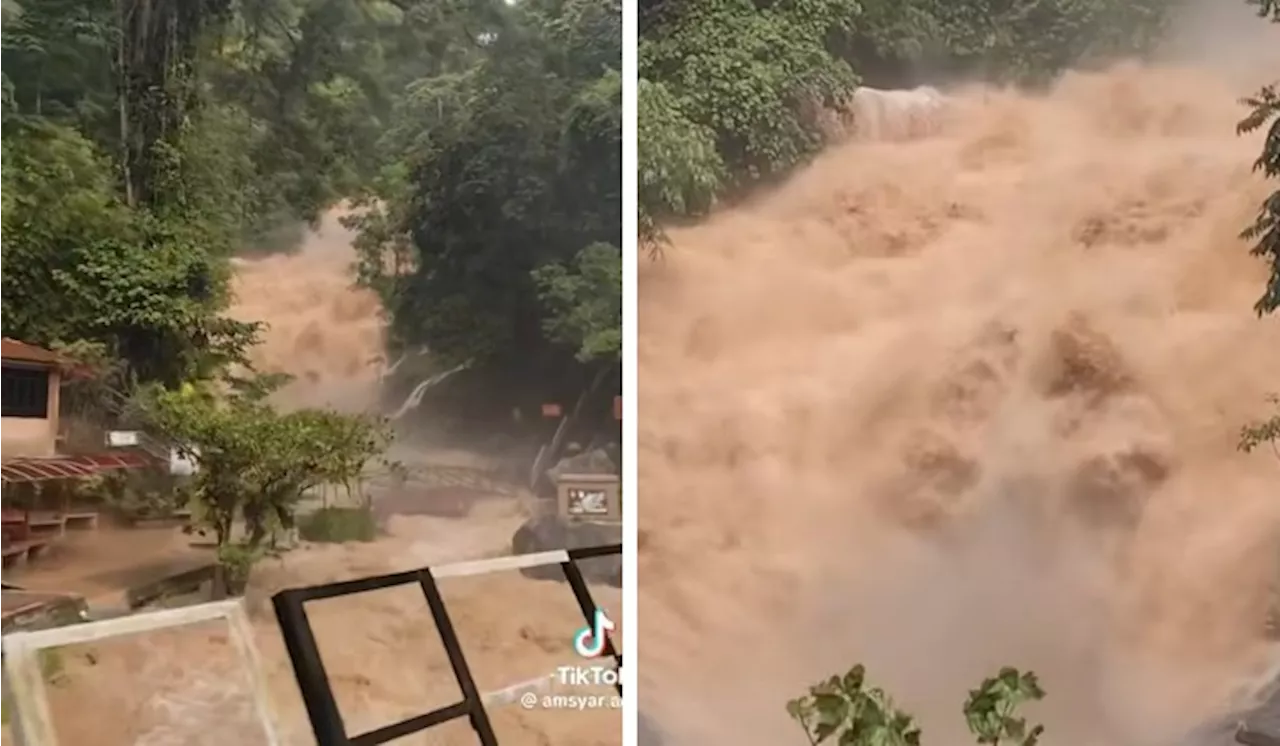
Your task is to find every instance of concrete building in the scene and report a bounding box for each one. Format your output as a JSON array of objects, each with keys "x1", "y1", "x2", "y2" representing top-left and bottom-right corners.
[{"x1": 1, "y1": 338, "x2": 65, "y2": 458}]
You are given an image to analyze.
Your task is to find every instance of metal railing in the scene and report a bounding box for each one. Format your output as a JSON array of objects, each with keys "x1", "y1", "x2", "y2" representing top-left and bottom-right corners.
[{"x1": 272, "y1": 544, "x2": 623, "y2": 746}]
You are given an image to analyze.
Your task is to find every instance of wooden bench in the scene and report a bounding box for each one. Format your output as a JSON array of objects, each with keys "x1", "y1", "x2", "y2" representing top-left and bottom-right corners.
[
  {"x1": 26, "y1": 513, "x2": 67, "y2": 539},
  {"x1": 131, "y1": 509, "x2": 193, "y2": 529},
  {"x1": 2, "y1": 516, "x2": 30, "y2": 545},
  {"x1": 1, "y1": 538, "x2": 50, "y2": 569},
  {"x1": 63, "y1": 511, "x2": 100, "y2": 530}
]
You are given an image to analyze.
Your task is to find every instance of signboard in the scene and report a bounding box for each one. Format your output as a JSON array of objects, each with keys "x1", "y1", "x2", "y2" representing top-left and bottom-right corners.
[
  {"x1": 555, "y1": 473, "x2": 620, "y2": 524},
  {"x1": 566, "y1": 487, "x2": 609, "y2": 516},
  {"x1": 169, "y1": 446, "x2": 199, "y2": 476},
  {"x1": 106, "y1": 430, "x2": 140, "y2": 447}
]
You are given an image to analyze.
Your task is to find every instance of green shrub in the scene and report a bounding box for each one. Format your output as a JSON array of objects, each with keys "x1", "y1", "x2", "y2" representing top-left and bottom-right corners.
[
  {"x1": 298, "y1": 506, "x2": 378, "y2": 544},
  {"x1": 788, "y1": 665, "x2": 1045, "y2": 746}
]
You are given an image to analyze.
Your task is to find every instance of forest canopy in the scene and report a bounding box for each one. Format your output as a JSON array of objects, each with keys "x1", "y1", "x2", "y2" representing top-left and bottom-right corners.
[
  {"x1": 1, "y1": 0, "x2": 622, "y2": 425},
  {"x1": 637, "y1": 0, "x2": 1177, "y2": 244}
]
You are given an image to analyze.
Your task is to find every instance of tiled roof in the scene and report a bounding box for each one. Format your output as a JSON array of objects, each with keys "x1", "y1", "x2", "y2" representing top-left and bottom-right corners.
[
  {"x1": 0, "y1": 338, "x2": 61, "y2": 365},
  {"x1": 0, "y1": 452, "x2": 154, "y2": 483}
]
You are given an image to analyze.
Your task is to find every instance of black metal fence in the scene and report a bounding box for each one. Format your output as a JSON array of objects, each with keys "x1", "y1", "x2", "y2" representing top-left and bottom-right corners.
[{"x1": 271, "y1": 544, "x2": 623, "y2": 746}]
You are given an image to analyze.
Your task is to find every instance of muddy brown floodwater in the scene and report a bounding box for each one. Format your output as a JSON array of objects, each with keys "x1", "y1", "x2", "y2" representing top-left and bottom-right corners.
[
  {"x1": 228, "y1": 209, "x2": 388, "y2": 413},
  {"x1": 638, "y1": 53, "x2": 1280, "y2": 746},
  {"x1": 2, "y1": 212, "x2": 621, "y2": 745},
  {"x1": 14, "y1": 510, "x2": 620, "y2": 746}
]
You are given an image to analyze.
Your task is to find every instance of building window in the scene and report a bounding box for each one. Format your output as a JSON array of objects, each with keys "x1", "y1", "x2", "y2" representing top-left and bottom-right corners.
[{"x1": 2, "y1": 365, "x2": 51, "y2": 419}]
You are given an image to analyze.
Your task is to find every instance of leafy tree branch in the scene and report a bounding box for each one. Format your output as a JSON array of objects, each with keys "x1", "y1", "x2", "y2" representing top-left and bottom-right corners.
[{"x1": 788, "y1": 665, "x2": 1046, "y2": 746}]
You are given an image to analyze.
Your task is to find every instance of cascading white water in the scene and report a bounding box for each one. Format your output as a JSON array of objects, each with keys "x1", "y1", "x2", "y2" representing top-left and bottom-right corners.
[{"x1": 638, "y1": 28, "x2": 1280, "y2": 746}]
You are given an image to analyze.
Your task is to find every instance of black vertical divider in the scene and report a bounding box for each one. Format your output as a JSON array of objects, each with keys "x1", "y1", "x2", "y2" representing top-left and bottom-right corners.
[
  {"x1": 416, "y1": 568, "x2": 499, "y2": 746},
  {"x1": 560, "y1": 552, "x2": 623, "y2": 696},
  {"x1": 271, "y1": 591, "x2": 348, "y2": 744}
]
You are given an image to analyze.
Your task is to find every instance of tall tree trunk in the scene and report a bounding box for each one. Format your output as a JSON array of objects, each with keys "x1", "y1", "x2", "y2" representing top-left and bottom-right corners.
[
  {"x1": 116, "y1": 0, "x2": 135, "y2": 207},
  {"x1": 116, "y1": 0, "x2": 220, "y2": 208}
]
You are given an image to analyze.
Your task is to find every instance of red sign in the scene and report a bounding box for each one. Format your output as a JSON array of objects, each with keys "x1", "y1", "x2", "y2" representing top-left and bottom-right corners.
[
  {"x1": 541, "y1": 403, "x2": 563, "y2": 417},
  {"x1": 613, "y1": 396, "x2": 622, "y2": 420}
]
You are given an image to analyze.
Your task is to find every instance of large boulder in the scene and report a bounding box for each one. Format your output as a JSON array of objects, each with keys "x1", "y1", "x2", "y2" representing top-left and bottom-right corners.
[
  {"x1": 548, "y1": 446, "x2": 617, "y2": 478},
  {"x1": 534, "y1": 444, "x2": 618, "y2": 500}
]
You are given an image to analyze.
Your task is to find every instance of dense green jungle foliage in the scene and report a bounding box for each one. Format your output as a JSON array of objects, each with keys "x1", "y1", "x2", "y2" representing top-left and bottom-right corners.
[
  {"x1": 1238, "y1": 0, "x2": 1279, "y2": 317},
  {"x1": 638, "y1": 0, "x2": 1176, "y2": 243},
  {"x1": 1, "y1": 0, "x2": 621, "y2": 427},
  {"x1": 345, "y1": 0, "x2": 623, "y2": 423}
]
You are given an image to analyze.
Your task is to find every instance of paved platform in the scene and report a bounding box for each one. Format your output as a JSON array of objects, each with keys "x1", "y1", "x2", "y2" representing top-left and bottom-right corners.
[{"x1": 1, "y1": 590, "x2": 87, "y2": 633}]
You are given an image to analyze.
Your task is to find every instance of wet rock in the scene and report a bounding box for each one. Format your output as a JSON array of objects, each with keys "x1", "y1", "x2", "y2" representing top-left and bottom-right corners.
[{"x1": 548, "y1": 447, "x2": 618, "y2": 479}]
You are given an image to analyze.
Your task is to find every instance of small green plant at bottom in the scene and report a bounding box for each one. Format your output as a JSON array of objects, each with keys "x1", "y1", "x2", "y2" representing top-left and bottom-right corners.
[
  {"x1": 964, "y1": 668, "x2": 1046, "y2": 746},
  {"x1": 298, "y1": 505, "x2": 377, "y2": 544},
  {"x1": 215, "y1": 540, "x2": 277, "y2": 596},
  {"x1": 787, "y1": 665, "x2": 1045, "y2": 746}
]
